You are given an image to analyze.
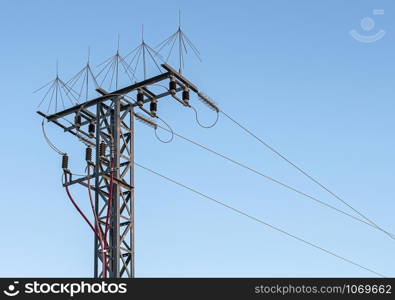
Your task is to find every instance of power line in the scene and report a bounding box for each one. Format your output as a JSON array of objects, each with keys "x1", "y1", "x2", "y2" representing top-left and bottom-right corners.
[
  {"x1": 153, "y1": 124, "x2": 395, "y2": 239},
  {"x1": 41, "y1": 119, "x2": 66, "y2": 156},
  {"x1": 190, "y1": 105, "x2": 219, "y2": 128},
  {"x1": 135, "y1": 162, "x2": 386, "y2": 278},
  {"x1": 220, "y1": 110, "x2": 393, "y2": 239},
  {"x1": 155, "y1": 116, "x2": 175, "y2": 143}
]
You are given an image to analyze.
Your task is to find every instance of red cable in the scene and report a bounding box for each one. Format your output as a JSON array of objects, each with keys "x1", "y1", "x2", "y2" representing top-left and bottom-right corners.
[
  {"x1": 65, "y1": 170, "x2": 111, "y2": 278},
  {"x1": 102, "y1": 158, "x2": 114, "y2": 278},
  {"x1": 87, "y1": 165, "x2": 107, "y2": 278},
  {"x1": 64, "y1": 171, "x2": 97, "y2": 234},
  {"x1": 104, "y1": 159, "x2": 114, "y2": 238}
]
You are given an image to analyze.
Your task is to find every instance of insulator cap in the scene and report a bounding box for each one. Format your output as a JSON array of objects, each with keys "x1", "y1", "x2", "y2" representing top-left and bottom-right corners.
[
  {"x1": 169, "y1": 80, "x2": 177, "y2": 92},
  {"x1": 182, "y1": 89, "x2": 189, "y2": 101},
  {"x1": 137, "y1": 91, "x2": 144, "y2": 106},
  {"x1": 62, "y1": 154, "x2": 69, "y2": 170},
  {"x1": 150, "y1": 101, "x2": 157, "y2": 113},
  {"x1": 74, "y1": 113, "x2": 81, "y2": 128},
  {"x1": 134, "y1": 113, "x2": 158, "y2": 129},
  {"x1": 197, "y1": 92, "x2": 219, "y2": 112},
  {"x1": 100, "y1": 141, "x2": 106, "y2": 157},
  {"x1": 88, "y1": 122, "x2": 95, "y2": 138},
  {"x1": 85, "y1": 147, "x2": 92, "y2": 162}
]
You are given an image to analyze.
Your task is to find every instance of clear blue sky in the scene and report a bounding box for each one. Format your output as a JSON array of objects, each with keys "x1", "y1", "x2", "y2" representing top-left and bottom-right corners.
[{"x1": 0, "y1": 0, "x2": 394, "y2": 277}]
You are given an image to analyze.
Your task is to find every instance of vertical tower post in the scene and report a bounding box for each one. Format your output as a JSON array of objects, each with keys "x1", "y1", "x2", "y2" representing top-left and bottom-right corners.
[{"x1": 93, "y1": 99, "x2": 134, "y2": 278}]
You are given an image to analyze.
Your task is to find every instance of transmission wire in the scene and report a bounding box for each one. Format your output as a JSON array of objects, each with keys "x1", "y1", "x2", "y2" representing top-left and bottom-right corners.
[
  {"x1": 135, "y1": 162, "x2": 386, "y2": 278},
  {"x1": 220, "y1": 110, "x2": 392, "y2": 239},
  {"x1": 153, "y1": 124, "x2": 395, "y2": 239}
]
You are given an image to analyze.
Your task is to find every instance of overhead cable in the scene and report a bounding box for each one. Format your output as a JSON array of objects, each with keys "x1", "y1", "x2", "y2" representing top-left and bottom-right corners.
[{"x1": 135, "y1": 162, "x2": 386, "y2": 278}]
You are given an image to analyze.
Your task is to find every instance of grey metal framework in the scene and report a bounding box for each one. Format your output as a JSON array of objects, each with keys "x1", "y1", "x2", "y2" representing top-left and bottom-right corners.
[
  {"x1": 93, "y1": 99, "x2": 134, "y2": 278},
  {"x1": 37, "y1": 63, "x2": 205, "y2": 278}
]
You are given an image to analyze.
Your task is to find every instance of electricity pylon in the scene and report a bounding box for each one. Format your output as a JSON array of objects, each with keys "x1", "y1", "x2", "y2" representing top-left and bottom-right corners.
[{"x1": 37, "y1": 63, "x2": 215, "y2": 278}]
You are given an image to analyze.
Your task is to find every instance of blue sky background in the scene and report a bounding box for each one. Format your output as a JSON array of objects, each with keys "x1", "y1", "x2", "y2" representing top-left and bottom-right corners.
[{"x1": 0, "y1": 0, "x2": 394, "y2": 277}]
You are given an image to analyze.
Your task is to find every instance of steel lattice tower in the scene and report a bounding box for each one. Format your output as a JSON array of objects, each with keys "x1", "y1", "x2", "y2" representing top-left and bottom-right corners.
[{"x1": 37, "y1": 64, "x2": 210, "y2": 277}]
